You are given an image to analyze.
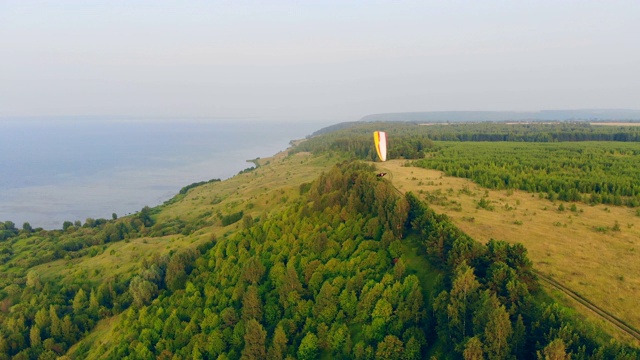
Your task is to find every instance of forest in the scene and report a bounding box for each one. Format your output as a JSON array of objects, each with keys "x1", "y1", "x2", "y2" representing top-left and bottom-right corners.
[
  {"x1": 1, "y1": 121, "x2": 640, "y2": 359},
  {"x1": 412, "y1": 141, "x2": 640, "y2": 207},
  {"x1": 1, "y1": 161, "x2": 638, "y2": 359}
]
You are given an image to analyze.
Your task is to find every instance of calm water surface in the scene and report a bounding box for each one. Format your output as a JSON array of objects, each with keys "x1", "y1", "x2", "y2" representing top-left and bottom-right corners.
[{"x1": 0, "y1": 118, "x2": 329, "y2": 229}]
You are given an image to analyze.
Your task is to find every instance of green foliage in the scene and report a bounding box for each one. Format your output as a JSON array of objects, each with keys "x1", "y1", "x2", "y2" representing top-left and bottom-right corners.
[
  {"x1": 179, "y1": 178, "x2": 221, "y2": 195},
  {"x1": 298, "y1": 332, "x2": 319, "y2": 360},
  {"x1": 82, "y1": 162, "x2": 424, "y2": 359},
  {"x1": 221, "y1": 211, "x2": 244, "y2": 226},
  {"x1": 292, "y1": 122, "x2": 435, "y2": 161},
  {"x1": 405, "y1": 191, "x2": 638, "y2": 358},
  {"x1": 2, "y1": 146, "x2": 639, "y2": 359},
  {"x1": 477, "y1": 197, "x2": 494, "y2": 211},
  {"x1": 414, "y1": 141, "x2": 640, "y2": 207},
  {"x1": 296, "y1": 121, "x2": 640, "y2": 165}
]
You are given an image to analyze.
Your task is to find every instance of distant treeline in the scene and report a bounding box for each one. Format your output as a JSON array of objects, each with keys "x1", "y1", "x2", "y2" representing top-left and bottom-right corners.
[
  {"x1": 413, "y1": 141, "x2": 640, "y2": 207},
  {"x1": 360, "y1": 109, "x2": 640, "y2": 122},
  {"x1": 293, "y1": 122, "x2": 640, "y2": 164},
  {"x1": 415, "y1": 122, "x2": 640, "y2": 142}
]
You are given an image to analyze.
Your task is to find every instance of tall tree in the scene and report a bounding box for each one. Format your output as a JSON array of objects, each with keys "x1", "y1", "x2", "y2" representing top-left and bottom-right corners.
[
  {"x1": 267, "y1": 325, "x2": 288, "y2": 360},
  {"x1": 483, "y1": 303, "x2": 512, "y2": 360},
  {"x1": 447, "y1": 262, "x2": 481, "y2": 342},
  {"x1": 538, "y1": 339, "x2": 570, "y2": 360},
  {"x1": 375, "y1": 335, "x2": 404, "y2": 360},
  {"x1": 242, "y1": 286, "x2": 263, "y2": 321},
  {"x1": 298, "y1": 332, "x2": 319, "y2": 360},
  {"x1": 463, "y1": 337, "x2": 484, "y2": 360},
  {"x1": 241, "y1": 319, "x2": 267, "y2": 360}
]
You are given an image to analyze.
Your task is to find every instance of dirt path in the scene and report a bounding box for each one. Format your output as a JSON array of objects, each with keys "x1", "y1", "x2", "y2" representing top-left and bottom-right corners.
[{"x1": 534, "y1": 270, "x2": 640, "y2": 341}]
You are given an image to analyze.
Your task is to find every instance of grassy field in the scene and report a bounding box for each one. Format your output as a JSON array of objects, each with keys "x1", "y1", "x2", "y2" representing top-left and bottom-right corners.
[{"x1": 378, "y1": 159, "x2": 640, "y2": 345}]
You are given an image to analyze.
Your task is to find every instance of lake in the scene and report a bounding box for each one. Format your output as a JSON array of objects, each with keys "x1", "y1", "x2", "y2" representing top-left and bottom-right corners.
[{"x1": 0, "y1": 118, "x2": 330, "y2": 229}]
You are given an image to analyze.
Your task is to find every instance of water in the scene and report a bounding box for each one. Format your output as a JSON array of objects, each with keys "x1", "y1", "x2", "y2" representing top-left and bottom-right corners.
[{"x1": 0, "y1": 118, "x2": 329, "y2": 229}]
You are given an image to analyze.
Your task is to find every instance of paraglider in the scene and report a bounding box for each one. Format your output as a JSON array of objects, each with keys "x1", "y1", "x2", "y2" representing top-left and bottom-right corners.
[{"x1": 373, "y1": 131, "x2": 387, "y2": 162}]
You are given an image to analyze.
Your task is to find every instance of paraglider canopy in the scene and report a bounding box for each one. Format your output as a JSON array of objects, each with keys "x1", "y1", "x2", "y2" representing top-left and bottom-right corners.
[{"x1": 373, "y1": 131, "x2": 387, "y2": 162}]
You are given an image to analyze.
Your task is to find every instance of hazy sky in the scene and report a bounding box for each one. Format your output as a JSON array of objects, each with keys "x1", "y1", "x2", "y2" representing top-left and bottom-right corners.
[{"x1": 1, "y1": 1, "x2": 639, "y2": 121}]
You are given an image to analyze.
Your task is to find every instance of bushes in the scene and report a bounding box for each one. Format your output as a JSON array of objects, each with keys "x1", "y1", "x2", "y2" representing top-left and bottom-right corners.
[{"x1": 221, "y1": 211, "x2": 244, "y2": 226}]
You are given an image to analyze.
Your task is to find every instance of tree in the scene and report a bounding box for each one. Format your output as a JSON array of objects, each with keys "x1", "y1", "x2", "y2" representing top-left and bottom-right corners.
[
  {"x1": 241, "y1": 319, "x2": 267, "y2": 360},
  {"x1": 165, "y1": 256, "x2": 188, "y2": 291},
  {"x1": 511, "y1": 314, "x2": 526, "y2": 359},
  {"x1": 298, "y1": 332, "x2": 319, "y2": 360},
  {"x1": 243, "y1": 214, "x2": 254, "y2": 229},
  {"x1": 61, "y1": 315, "x2": 77, "y2": 343},
  {"x1": 403, "y1": 336, "x2": 422, "y2": 360},
  {"x1": 49, "y1": 306, "x2": 61, "y2": 340},
  {"x1": 463, "y1": 337, "x2": 484, "y2": 360},
  {"x1": 447, "y1": 262, "x2": 481, "y2": 342},
  {"x1": 3, "y1": 221, "x2": 16, "y2": 231},
  {"x1": 29, "y1": 326, "x2": 41, "y2": 347},
  {"x1": 314, "y1": 282, "x2": 339, "y2": 323},
  {"x1": 375, "y1": 335, "x2": 404, "y2": 360},
  {"x1": 62, "y1": 221, "x2": 74, "y2": 231},
  {"x1": 129, "y1": 276, "x2": 158, "y2": 308},
  {"x1": 483, "y1": 304, "x2": 512, "y2": 360},
  {"x1": 73, "y1": 288, "x2": 88, "y2": 312},
  {"x1": 22, "y1": 222, "x2": 32, "y2": 232},
  {"x1": 26, "y1": 270, "x2": 42, "y2": 290},
  {"x1": 537, "y1": 339, "x2": 570, "y2": 360},
  {"x1": 242, "y1": 286, "x2": 263, "y2": 321},
  {"x1": 267, "y1": 325, "x2": 288, "y2": 360},
  {"x1": 243, "y1": 257, "x2": 266, "y2": 284},
  {"x1": 138, "y1": 206, "x2": 153, "y2": 227}
]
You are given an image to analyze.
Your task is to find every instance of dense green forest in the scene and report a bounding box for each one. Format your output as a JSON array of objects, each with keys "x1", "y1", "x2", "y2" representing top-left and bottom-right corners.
[
  {"x1": 3, "y1": 161, "x2": 636, "y2": 359},
  {"x1": 413, "y1": 142, "x2": 640, "y2": 207},
  {"x1": 2, "y1": 121, "x2": 640, "y2": 359}
]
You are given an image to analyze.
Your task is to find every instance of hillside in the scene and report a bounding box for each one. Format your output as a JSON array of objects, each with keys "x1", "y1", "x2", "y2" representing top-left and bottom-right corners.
[{"x1": 1, "y1": 122, "x2": 640, "y2": 359}]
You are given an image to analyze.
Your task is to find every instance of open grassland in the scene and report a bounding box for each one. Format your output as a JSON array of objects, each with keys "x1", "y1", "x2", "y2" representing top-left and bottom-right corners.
[{"x1": 378, "y1": 159, "x2": 640, "y2": 345}]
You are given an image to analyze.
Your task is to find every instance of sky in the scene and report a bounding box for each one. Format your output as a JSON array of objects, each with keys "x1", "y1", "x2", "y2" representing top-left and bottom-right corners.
[{"x1": 1, "y1": 0, "x2": 639, "y2": 122}]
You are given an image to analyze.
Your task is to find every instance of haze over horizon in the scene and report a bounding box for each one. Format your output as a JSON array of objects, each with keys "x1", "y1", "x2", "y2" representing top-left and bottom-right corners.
[{"x1": 2, "y1": 1, "x2": 639, "y2": 122}]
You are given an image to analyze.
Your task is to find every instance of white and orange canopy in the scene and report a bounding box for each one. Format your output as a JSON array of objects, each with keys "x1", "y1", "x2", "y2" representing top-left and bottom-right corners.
[{"x1": 373, "y1": 131, "x2": 387, "y2": 162}]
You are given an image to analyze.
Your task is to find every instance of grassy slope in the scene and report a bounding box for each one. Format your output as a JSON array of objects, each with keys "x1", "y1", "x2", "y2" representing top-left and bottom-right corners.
[
  {"x1": 59, "y1": 149, "x2": 339, "y2": 356},
  {"x1": 378, "y1": 159, "x2": 640, "y2": 346}
]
